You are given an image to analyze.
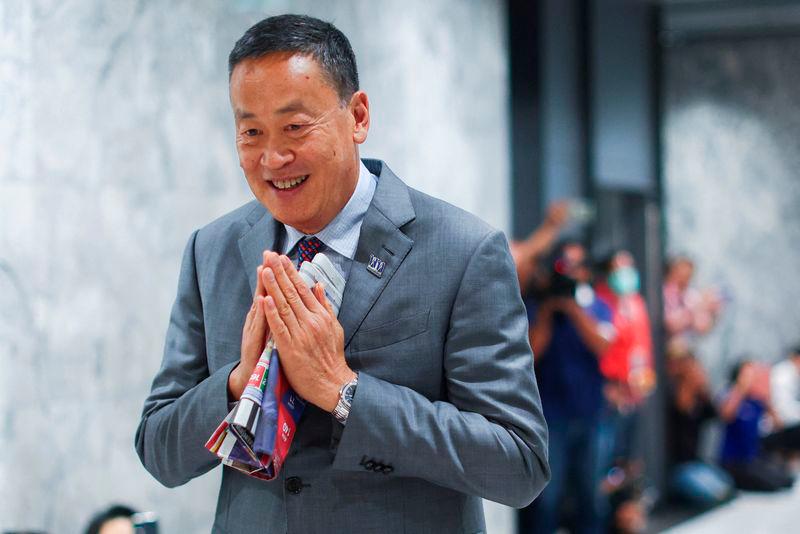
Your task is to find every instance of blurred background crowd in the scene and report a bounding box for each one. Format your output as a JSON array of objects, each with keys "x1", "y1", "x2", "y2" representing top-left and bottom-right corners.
[
  {"x1": 510, "y1": 200, "x2": 800, "y2": 533},
  {"x1": 2, "y1": 0, "x2": 800, "y2": 533}
]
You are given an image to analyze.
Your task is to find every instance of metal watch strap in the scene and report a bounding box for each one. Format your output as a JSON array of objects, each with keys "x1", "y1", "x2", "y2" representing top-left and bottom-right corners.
[{"x1": 332, "y1": 374, "x2": 358, "y2": 425}]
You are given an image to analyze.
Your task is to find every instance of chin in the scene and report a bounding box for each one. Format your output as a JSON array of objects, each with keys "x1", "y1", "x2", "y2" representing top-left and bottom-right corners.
[{"x1": 269, "y1": 208, "x2": 315, "y2": 232}]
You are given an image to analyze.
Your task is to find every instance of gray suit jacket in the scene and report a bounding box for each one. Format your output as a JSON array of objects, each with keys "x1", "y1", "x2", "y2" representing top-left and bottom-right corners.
[{"x1": 136, "y1": 159, "x2": 549, "y2": 533}]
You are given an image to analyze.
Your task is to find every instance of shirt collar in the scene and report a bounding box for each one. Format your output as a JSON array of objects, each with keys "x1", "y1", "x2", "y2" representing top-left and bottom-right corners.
[{"x1": 282, "y1": 160, "x2": 377, "y2": 260}]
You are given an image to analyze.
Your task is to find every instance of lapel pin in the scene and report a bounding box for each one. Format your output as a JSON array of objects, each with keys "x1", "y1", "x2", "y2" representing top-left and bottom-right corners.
[{"x1": 367, "y1": 254, "x2": 386, "y2": 278}]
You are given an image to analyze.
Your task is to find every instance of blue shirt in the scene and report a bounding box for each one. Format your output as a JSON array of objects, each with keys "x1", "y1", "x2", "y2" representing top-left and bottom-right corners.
[
  {"x1": 720, "y1": 396, "x2": 764, "y2": 464},
  {"x1": 527, "y1": 295, "x2": 612, "y2": 421},
  {"x1": 283, "y1": 161, "x2": 377, "y2": 281}
]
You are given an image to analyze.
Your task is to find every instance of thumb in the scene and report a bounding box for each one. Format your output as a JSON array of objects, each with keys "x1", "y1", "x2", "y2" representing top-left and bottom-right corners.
[
  {"x1": 253, "y1": 295, "x2": 268, "y2": 333},
  {"x1": 257, "y1": 296, "x2": 273, "y2": 333}
]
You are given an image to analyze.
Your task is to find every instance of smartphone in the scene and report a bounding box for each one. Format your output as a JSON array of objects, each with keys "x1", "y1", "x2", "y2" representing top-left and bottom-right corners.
[
  {"x1": 567, "y1": 198, "x2": 596, "y2": 225},
  {"x1": 132, "y1": 512, "x2": 159, "y2": 534}
]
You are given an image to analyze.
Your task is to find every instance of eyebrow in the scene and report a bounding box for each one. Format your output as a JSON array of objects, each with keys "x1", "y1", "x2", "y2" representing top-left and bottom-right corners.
[
  {"x1": 234, "y1": 109, "x2": 256, "y2": 120},
  {"x1": 234, "y1": 101, "x2": 311, "y2": 121},
  {"x1": 275, "y1": 100, "x2": 310, "y2": 115}
]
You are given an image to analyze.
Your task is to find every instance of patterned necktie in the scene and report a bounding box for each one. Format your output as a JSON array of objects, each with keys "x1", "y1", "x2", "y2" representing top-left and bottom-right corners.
[{"x1": 296, "y1": 236, "x2": 324, "y2": 267}]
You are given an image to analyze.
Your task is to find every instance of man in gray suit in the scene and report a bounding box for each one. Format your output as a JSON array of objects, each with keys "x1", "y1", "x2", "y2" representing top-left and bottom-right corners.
[{"x1": 136, "y1": 14, "x2": 549, "y2": 533}]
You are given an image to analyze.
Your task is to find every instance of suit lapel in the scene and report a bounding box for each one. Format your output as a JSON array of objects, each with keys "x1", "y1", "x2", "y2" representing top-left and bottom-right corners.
[
  {"x1": 339, "y1": 160, "x2": 416, "y2": 348},
  {"x1": 238, "y1": 205, "x2": 283, "y2": 295}
]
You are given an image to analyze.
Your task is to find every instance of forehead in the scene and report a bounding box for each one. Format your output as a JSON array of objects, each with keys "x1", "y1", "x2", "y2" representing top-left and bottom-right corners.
[
  {"x1": 613, "y1": 251, "x2": 633, "y2": 266},
  {"x1": 229, "y1": 53, "x2": 338, "y2": 115},
  {"x1": 563, "y1": 244, "x2": 585, "y2": 260}
]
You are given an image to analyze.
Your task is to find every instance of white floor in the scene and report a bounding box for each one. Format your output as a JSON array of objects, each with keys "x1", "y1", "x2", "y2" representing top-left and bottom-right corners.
[
  {"x1": 663, "y1": 482, "x2": 800, "y2": 534},
  {"x1": 482, "y1": 481, "x2": 800, "y2": 533}
]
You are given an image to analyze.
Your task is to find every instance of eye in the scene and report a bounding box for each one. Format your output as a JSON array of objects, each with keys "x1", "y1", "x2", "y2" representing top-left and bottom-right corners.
[
  {"x1": 243, "y1": 128, "x2": 261, "y2": 137},
  {"x1": 285, "y1": 124, "x2": 303, "y2": 132}
]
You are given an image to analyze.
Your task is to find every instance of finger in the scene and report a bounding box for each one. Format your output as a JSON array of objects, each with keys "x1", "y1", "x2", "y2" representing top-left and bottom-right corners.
[
  {"x1": 314, "y1": 282, "x2": 336, "y2": 318},
  {"x1": 263, "y1": 295, "x2": 291, "y2": 346},
  {"x1": 245, "y1": 295, "x2": 267, "y2": 333},
  {"x1": 262, "y1": 264, "x2": 301, "y2": 335},
  {"x1": 256, "y1": 296, "x2": 271, "y2": 338},
  {"x1": 267, "y1": 254, "x2": 311, "y2": 322},
  {"x1": 281, "y1": 255, "x2": 325, "y2": 313},
  {"x1": 245, "y1": 278, "x2": 262, "y2": 327}
]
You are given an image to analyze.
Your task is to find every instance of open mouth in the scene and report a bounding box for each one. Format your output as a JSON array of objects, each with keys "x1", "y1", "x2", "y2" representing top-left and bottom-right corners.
[{"x1": 271, "y1": 175, "x2": 309, "y2": 191}]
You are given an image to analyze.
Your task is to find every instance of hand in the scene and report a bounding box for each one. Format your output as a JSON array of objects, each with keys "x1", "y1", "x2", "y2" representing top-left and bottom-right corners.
[
  {"x1": 509, "y1": 241, "x2": 526, "y2": 265},
  {"x1": 544, "y1": 200, "x2": 570, "y2": 228},
  {"x1": 537, "y1": 297, "x2": 569, "y2": 317},
  {"x1": 261, "y1": 252, "x2": 355, "y2": 412},
  {"x1": 702, "y1": 289, "x2": 723, "y2": 314},
  {"x1": 551, "y1": 296, "x2": 578, "y2": 314},
  {"x1": 736, "y1": 362, "x2": 756, "y2": 394},
  {"x1": 228, "y1": 252, "x2": 271, "y2": 400},
  {"x1": 771, "y1": 412, "x2": 785, "y2": 431},
  {"x1": 687, "y1": 360, "x2": 709, "y2": 391}
]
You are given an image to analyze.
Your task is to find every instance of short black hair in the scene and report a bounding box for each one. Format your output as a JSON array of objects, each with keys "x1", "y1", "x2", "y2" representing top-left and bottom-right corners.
[
  {"x1": 228, "y1": 14, "x2": 359, "y2": 103},
  {"x1": 595, "y1": 248, "x2": 635, "y2": 277},
  {"x1": 549, "y1": 239, "x2": 587, "y2": 266},
  {"x1": 729, "y1": 358, "x2": 754, "y2": 385},
  {"x1": 595, "y1": 250, "x2": 618, "y2": 277},
  {"x1": 84, "y1": 505, "x2": 136, "y2": 534},
  {"x1": 664, "y1": 254, "x2": 693, "y2": 276}
]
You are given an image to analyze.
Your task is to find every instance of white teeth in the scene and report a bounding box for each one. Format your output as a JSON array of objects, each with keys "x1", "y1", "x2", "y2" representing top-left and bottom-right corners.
[{"x1": 273, "y1": 175, "x2": 308, "y2": 190}]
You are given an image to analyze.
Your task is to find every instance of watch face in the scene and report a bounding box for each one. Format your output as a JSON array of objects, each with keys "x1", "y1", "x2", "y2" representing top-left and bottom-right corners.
[{"x1": 343, "y1": 383, "x2": 356, "y2": 404}]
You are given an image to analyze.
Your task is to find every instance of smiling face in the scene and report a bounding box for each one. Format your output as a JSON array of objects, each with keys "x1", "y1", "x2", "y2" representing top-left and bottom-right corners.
[{"x1": 230, "y1": 53, "x2": 370, "y2": 234}]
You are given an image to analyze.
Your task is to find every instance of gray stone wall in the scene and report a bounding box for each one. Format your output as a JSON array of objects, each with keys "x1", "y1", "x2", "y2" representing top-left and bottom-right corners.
[
  {"x1": 0, "y1": 1, "x2": 511, "y2": 532},
  {"x1": 663, "y1": 36, "x2": 800, "y2": 385}
]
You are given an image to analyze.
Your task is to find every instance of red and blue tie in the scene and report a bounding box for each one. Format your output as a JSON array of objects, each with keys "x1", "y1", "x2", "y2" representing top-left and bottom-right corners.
[{"x1": 296, "y1": 236, "x2": 324, "y2": 267}]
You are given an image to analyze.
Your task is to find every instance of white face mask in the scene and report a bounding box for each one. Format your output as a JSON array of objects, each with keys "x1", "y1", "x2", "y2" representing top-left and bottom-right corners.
[
  {"x1": 575, "y1": 283, "x2": 594, "y2": 308},
  {"x1": 608, "y1": 266, "x2": 640, "y2": 296}
]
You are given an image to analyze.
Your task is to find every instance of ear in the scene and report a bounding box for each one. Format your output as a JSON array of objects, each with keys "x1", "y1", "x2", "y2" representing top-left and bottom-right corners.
[{"x1": 349, "y1": 91, "x2": 370, "y2": 144}]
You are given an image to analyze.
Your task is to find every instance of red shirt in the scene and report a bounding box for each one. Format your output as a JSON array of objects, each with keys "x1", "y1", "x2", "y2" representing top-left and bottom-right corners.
[{"x1": 595, "y1": 282, "x2": 655, "y2": 405}]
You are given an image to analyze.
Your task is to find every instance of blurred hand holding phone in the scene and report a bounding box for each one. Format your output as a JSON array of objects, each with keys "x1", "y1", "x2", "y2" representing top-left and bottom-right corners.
[{"x1": 566, "y1": 197, "x2": 596, "y2": 226}]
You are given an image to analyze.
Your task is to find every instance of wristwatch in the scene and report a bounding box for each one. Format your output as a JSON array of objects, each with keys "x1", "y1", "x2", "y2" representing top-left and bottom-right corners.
[{"x1": 332, "y1": 374, "x2": 358, "y2": 425}]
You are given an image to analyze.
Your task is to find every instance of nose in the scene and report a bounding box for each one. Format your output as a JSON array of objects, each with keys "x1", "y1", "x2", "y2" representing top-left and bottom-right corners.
[{"x1": 260, "y1": 142, "x2": 294, "y2": 169}]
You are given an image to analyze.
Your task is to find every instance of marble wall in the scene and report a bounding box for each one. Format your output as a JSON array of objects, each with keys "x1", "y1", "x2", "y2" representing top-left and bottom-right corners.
[
  {"x1": 663, "y1": 36, "x2": 800, "y2": 385},
  {"x1": 0, "y1": 1, "x2": 512, "y2": 532}
]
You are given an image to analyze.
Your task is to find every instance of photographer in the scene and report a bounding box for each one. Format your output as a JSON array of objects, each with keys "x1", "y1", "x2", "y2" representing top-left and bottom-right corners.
[
  {"x1": 718, "y1": 360, "x2": 794, "y2": 492},
  {"x1": 519, "y1": 241, "x2": 615, "y2": 534},
  {"x1": 510, "y1": 200, "x2": 570, "y2": 293}
]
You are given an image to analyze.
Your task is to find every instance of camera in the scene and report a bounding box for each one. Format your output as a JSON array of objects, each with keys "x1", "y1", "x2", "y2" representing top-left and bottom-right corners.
[{"x1": 545, "y1": 258, "x2": 577, "y2": 298}]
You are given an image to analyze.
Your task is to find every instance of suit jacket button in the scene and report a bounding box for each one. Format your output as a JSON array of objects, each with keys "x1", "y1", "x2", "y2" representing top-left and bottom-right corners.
[{"x1": 285, "y1": 476, "x2": 303, "y2": 494}]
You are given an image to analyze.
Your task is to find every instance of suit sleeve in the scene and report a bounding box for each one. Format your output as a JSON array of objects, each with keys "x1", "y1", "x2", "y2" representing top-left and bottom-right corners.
[
  {"x1": 135, "y1": 230, "x2": 236, "y2": 487},
  {"x1": 331, "y1": 229, "x2": 550, "y2": 508}
]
